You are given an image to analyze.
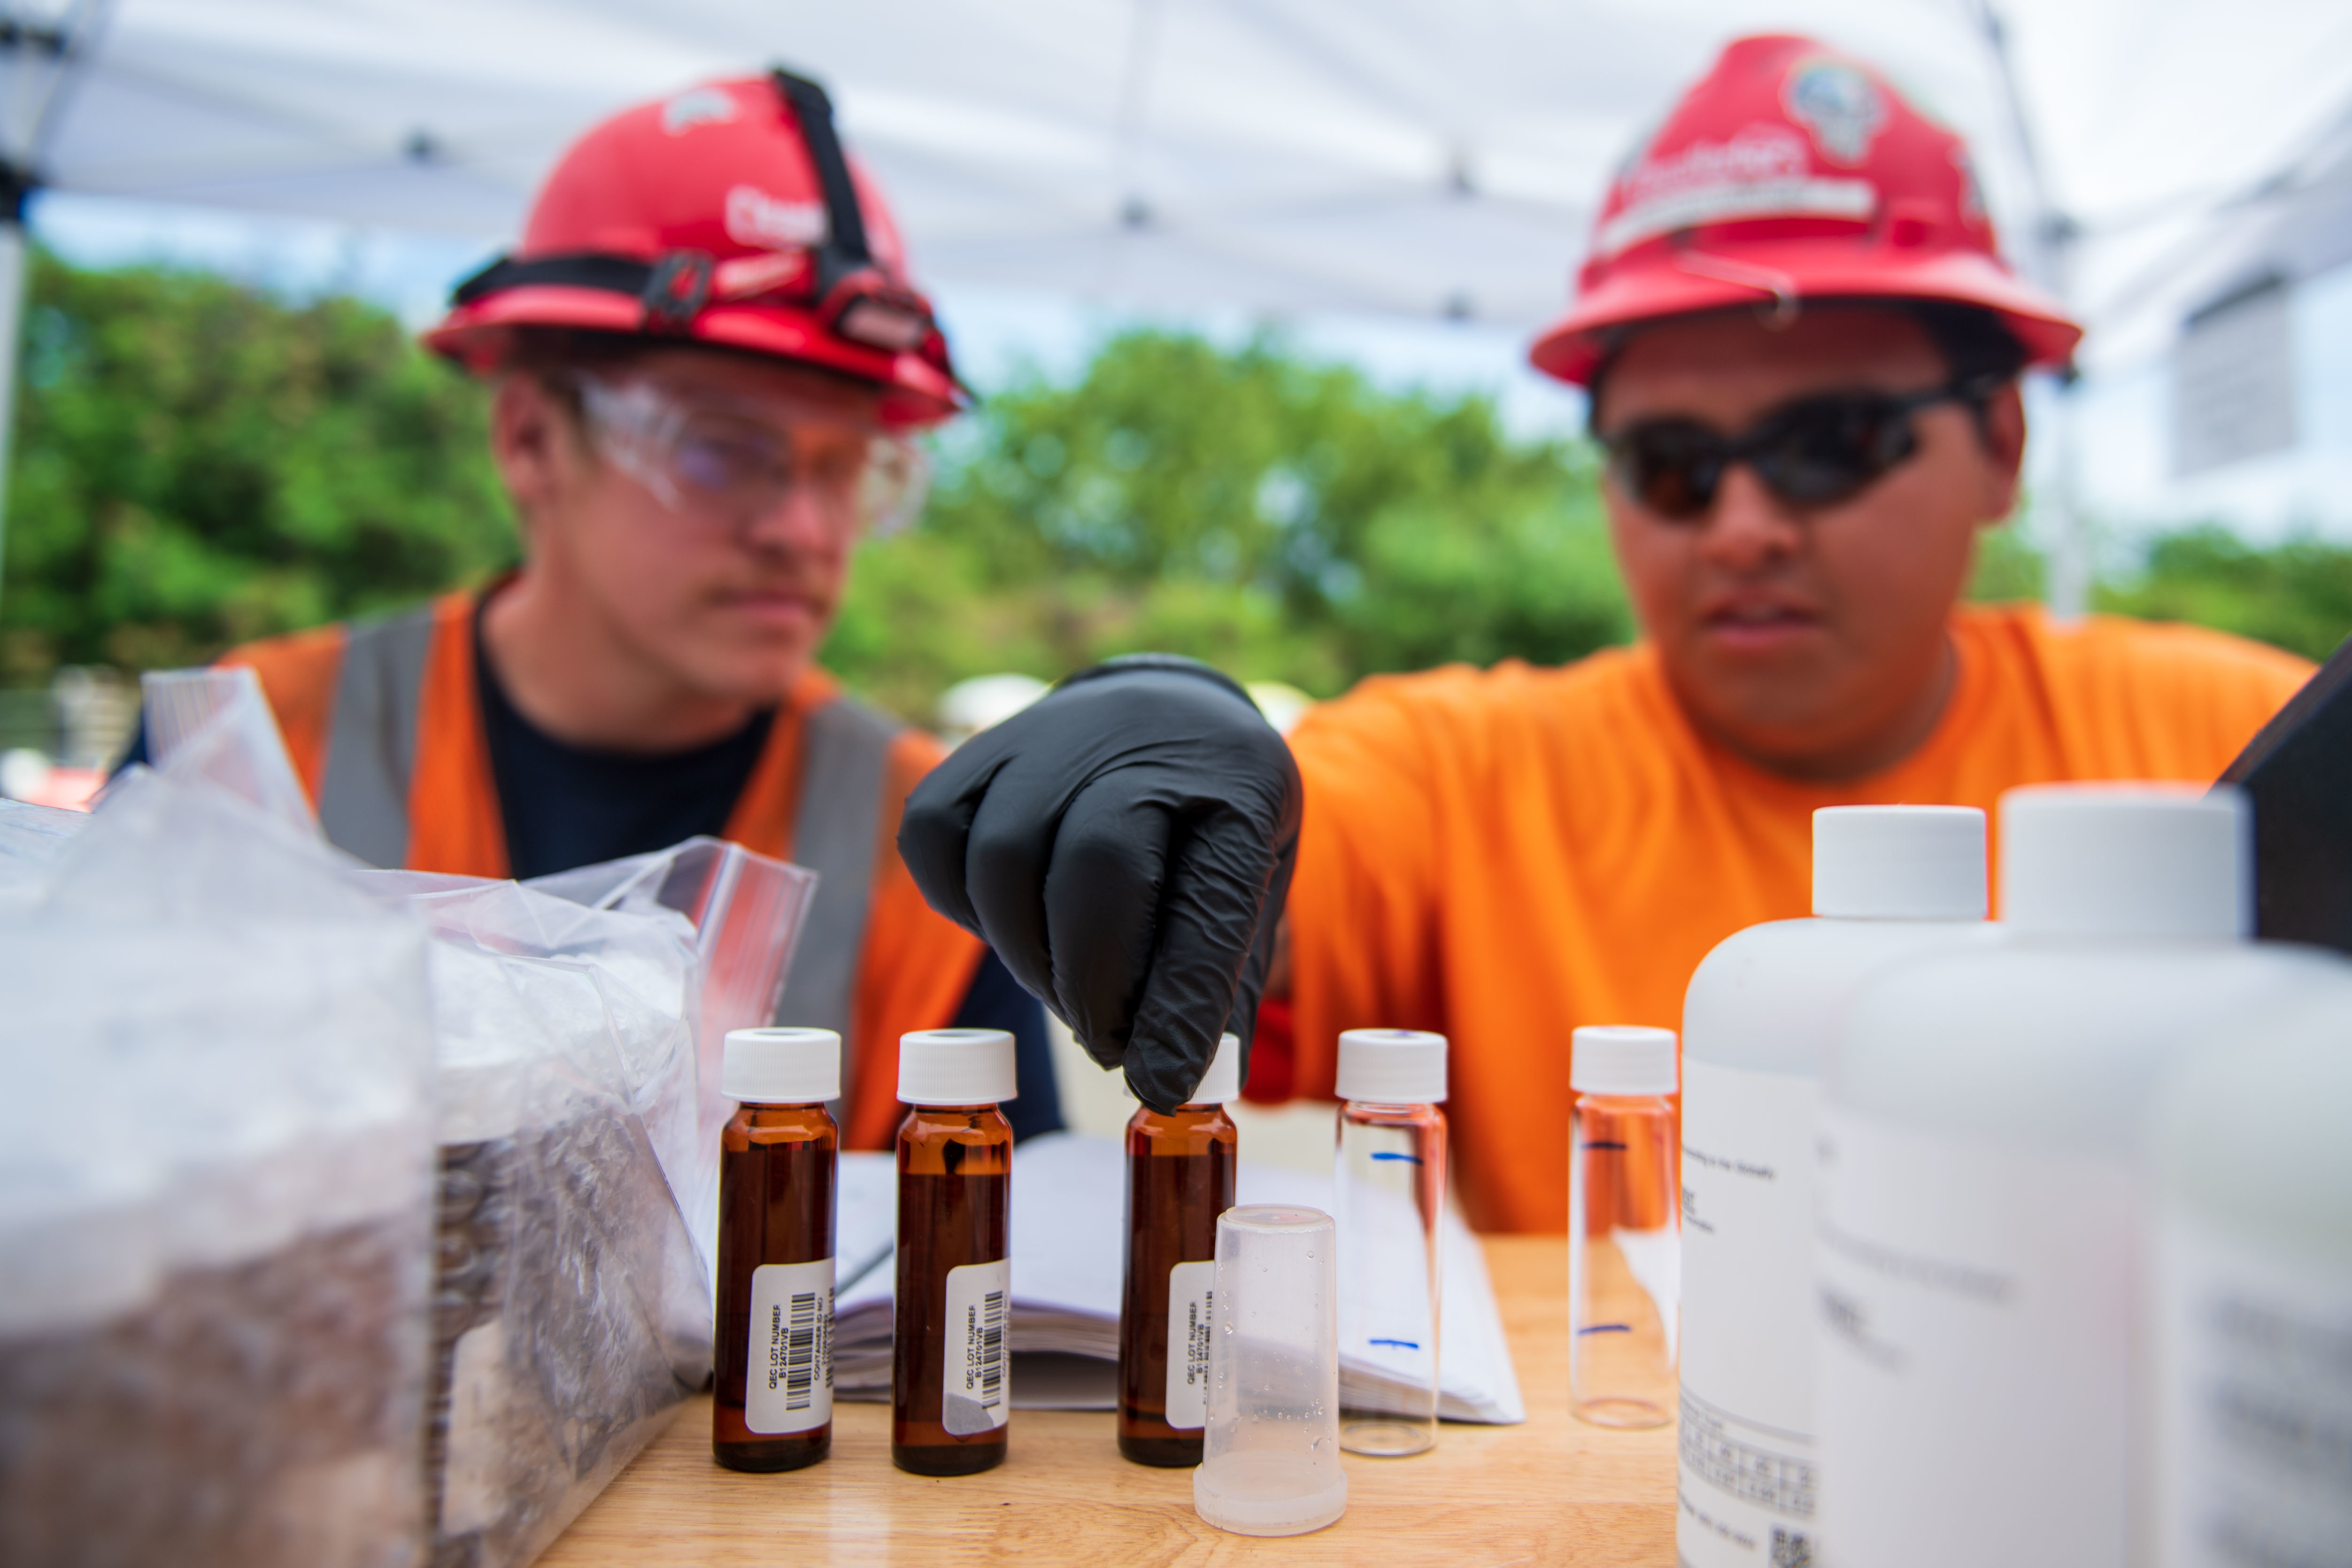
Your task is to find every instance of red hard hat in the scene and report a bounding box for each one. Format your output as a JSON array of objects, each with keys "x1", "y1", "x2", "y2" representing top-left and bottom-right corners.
[
  {"x1": 425, "y1": 71, "x2": 964, "y2": 429},
  {"x1": 1528, "y1": 34, "x2": 2082, "y2": 387}
]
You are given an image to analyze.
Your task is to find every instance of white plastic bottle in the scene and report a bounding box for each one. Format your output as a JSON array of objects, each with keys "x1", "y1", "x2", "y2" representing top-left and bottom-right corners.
[
  {"x1": 1817, "y1": 784, "x2": 2346, "y2": 1568},
  {"x1": 1678, "y1": 805, "x2": 1991, "y2": 1568},
  {"x1": 2145, "y1": 973, "x2": 2352, "y2": 1568}
]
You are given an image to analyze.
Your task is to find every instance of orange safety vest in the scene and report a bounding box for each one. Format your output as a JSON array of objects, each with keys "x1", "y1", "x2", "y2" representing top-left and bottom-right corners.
[
  {"x1": 1280, "y1": 605, "x2": 2317, "y2": 1233},
  {"x1": 220, "y1": 590, "x2": 981, "y2": 1149}
]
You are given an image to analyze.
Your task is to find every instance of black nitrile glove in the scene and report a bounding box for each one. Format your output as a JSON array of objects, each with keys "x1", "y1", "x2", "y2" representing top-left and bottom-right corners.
[{"x1": 900, "y1": 656, "x2": 1302, "y2": 1113}]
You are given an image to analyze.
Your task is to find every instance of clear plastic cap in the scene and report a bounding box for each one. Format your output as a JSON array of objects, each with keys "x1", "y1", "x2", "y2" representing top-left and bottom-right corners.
[
  {"x1": 1572, "y1": 1025, "x2": 1679, "y2": 1095},
  {"x1": 721, "y1": 1027, "x2": 840, "y2": 1105},
  {"x1": 1335, "y1": 1028, "x2": 1447, "y2": 1104},
  {"x1": 896, "y1": 1027, "x2": 1018, "y2": 1106},
  {"x1": 1195, "y1": 1205, "x2": 1349, "y2": 1537},
  {"x1": 2000, "y1": 783, "x2": 2249, "y2": 940},
  {"x1": 1813, "y1": 805, "x2": 1987, "y2": 919}
]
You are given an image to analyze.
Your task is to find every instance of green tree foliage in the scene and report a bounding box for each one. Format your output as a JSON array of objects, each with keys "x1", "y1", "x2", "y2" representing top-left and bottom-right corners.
[
  {"x1": 8, "y1": 251, "x2": 2348, "y2": 724},
  {"x1": 824, "y1": 329, "x2": 1631, "y2": 717},
  {"x1": 1, "y1": 248, "x2": 511, "y2": 682},
  {"x1": 2096, "y1": 524, "x2": 2352, "y2": 662}
]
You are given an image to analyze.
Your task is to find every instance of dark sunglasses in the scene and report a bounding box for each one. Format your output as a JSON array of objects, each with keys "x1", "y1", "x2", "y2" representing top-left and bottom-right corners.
[{"x1": 1600, "y1": 379, "x2": 1993, "y2": 521}]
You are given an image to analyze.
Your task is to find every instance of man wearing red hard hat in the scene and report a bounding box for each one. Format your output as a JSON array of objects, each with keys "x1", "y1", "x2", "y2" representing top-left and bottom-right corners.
[
  {"x1": 896, "y1": 40, "x2": 2310, "y2": 1194},
  {"x1": 204, "y1": 70, "x2": 1059, "y2": 1145}
]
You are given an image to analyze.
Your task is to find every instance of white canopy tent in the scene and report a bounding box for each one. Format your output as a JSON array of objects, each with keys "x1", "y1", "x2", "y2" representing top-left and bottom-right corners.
[{"x1": 3, "y1": 0, "x2": 2350, "y2": 608}]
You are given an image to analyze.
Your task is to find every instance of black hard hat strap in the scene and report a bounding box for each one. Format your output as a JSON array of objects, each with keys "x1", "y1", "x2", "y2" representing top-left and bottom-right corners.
[{"x1": 771, "y1": 67, "x2": 874, "y2": 296}]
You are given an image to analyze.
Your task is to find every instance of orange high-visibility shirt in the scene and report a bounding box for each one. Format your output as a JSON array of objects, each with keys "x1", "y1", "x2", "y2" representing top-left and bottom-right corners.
[{"x1": 1282, "y1": 605, "x2": 2314, "y2": 1233}]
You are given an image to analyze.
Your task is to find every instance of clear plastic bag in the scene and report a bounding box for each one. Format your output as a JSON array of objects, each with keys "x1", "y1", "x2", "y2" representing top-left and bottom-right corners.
[
  {"x1": 359, "y1": 841, "x2": 813, "y2": 1568},
  {"x1": 0, "y1": 763, "x2": 436, "y2": 1568}
]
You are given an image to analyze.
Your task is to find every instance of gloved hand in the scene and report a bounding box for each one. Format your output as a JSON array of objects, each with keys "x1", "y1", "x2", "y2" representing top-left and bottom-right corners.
[{"x1": 900, "y1": 657, "x2": 1302, "y2": 1113}]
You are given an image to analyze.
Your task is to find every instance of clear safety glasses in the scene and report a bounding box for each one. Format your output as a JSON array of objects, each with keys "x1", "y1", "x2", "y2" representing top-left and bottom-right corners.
[{"x1": 573, "y1": 375, "x2": 929, "y2": 534}]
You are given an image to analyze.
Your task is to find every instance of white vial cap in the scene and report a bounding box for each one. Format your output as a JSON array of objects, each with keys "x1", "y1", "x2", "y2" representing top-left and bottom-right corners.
[
  {"x1": 1335, "y1": 1028, "x2": 1447, "y2": 1104},
  {"x1": 2000, "y1": 783, "x2": 2249, "y2": 940},
  {"x1": 1193, "y1": 1032, "x2": 1243, "y2": 1105},
  {"x1": 897, "y1": 1027, "x2": 1018, "y2": 1106},
  {"x1": 721, "y1": 1027, "x2": 840, "y2": 1104},
  {"x1": 1572, "y1": 1025, "x2": 1678, "y2": 1095},
  {"x1": 1813, "y1": 805, "x2": 1988, "y2": 919}
]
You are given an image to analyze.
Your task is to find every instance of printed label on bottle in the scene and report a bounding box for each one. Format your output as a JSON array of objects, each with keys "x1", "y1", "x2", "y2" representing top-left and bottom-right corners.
[
  {"x1": 2155, "y1": 1213, "x2": 2352, "y2": 1568},
  {"x1": 1164, "y1": 1259, "x2": 1215, "y2": 1429},
  {"x1": 746, "y1": 1258, "x2": 834, "y2": 1435},
  {"x1": 942, "y1": 1257, "x2": 1010, "y2": 1435},
  {"x1": 1678, "y1": 1061, "x2": 1820, "y2": 1568},
  {"x1": 1814, "y1": 1109, "x2": 2138, "y2": 1568}
]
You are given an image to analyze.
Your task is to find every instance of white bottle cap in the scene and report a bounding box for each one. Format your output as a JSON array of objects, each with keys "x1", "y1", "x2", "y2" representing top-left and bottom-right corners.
[
  {"x1": 897, "y1": 1027, "x2": 1018, "y2": 1106},
  {"x1": 721, "y1": 1027, "x2": 840, "y2": 1104},
  {"x1": 1335, "y1": 1028, "x2": 1447, "y2": 1104},
  {"x1": 1812, "y1": 805, "x2": 1988, "y2": 919},
  {"x1": 2000, "y1": 783, "x2": 2249, "y2": 940},
  {"x1": 1192, "y1": 1032, "x2": 1244, "y2": 1106},
  {"x1": 1572, "y1": 1025, "x2": 1678, "y2": 1095}
]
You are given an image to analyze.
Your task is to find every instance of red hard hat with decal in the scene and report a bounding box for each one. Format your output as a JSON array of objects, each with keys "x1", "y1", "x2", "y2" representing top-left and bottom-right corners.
[
  {"x1": 425, "y1": 70, "x2": 963, "y2": 429},
  {"x1": 1528, "y1": 34, "x2": 2082, "y2": 387}
]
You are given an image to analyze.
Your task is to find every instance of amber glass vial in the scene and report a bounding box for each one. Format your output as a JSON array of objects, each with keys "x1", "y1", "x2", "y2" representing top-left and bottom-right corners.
[
  {"x1": 713, "y1": 1027, "x2": 842, "y2": 1473},
  {"x1": 891, "y1": 1028, "x2": 1017, "y2": 1477},
  {"x1": 1118, "y1": 1031, "x2": 1242, "y2": 1466}
]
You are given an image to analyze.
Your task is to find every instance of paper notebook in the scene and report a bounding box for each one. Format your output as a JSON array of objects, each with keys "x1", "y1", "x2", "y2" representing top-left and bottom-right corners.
[{"x1": 828, "y1": 1131, "x2": 1525, "y2": 1424}]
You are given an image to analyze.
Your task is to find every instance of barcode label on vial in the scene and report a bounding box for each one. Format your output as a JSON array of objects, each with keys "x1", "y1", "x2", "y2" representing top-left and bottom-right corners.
[
  {"x1": 942, "y1": 1258, "x2": 1011, "y2": 1435},
  {"x1": 745, "y1": 1258, "x2": 834, "y2": 1434},
  {"x1": 1164, "y1": 1259, "x2": 1216, "y2": 1429}
]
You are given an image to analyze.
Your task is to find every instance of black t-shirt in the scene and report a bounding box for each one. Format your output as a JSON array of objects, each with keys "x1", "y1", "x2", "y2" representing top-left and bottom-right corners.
[
  {"x1": 471, "y1": 611, "x2": 1063, "y2": 1138},
  {"x1": 474, "y1": 615, "x2": 775, "y2": 881}
]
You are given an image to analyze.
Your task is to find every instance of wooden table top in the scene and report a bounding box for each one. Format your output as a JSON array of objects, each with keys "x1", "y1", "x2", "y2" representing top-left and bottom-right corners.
[{"x1": 539, "y1": 1236, "x2": 1676, "y2": 1566}]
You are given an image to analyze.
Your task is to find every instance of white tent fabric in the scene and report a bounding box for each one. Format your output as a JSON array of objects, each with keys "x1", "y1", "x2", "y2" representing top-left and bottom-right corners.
[
  {"x1": 13, "y1": 0, "x2": 2057, "y2": 327},
  {"x1": 2, "y1": 0, "x2": 2350, "y2": 607},
  {"x1": 8, "y1": 0, "x2": 2345, "y2": 336}
]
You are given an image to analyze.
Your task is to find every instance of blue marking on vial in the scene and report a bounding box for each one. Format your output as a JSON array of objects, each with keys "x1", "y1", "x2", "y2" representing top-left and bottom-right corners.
[
  {"x1": 1576, "y1": 1324, "x2": 1634, "y2": 1336},
  {"x1": 1582, "y1": 1141, "x2": 1628, "y2": 1151},
  {"x1": 1370, "y1": 1151, "x2": 1423, "y2": 1164},
  {"x1": 1369, "y1": 1337, "x2": 1420, "y2": 1350}
]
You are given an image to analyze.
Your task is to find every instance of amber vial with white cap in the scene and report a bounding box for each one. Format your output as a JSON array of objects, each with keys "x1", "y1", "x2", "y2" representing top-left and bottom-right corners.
[
  {"x1": 1334, "y1": 1027, "x2": 1449, "y2": 1456},
  {"x1": 714, "y1": 1027, "x2": 841, "y2": 1472},
  {"x1": 1194, "y1": 1204, "x2": 1349, "y2": 1536},
  {"x1": 1118, "y1": 1030, "x2": 1241, "y2": 1466},
  {"x1": 1569, "y1": 1024, "x2": 1680, "y2": 1428},
  {"x1": 891, "y1": 1028, "x2": 1015, "y2": 1476}
]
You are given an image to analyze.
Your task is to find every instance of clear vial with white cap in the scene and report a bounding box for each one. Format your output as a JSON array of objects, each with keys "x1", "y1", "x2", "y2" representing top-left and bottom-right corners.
[
  {"x1": 713, "y1": 1027, "x2": 841, "y2": 1472},
  {"x1": 891, "y1": 1027, "x2": 1016, "y2": 1477},
  {"x1": 1194, "y1": 1204, "x2": 1349, "y2": 1536},
  {"x1": 1332, "y1": 1027, "x2": 1448, "y2": 1456},
  {"x1": 1675, "y1": 805, "x2": 1990, "y2": 1567},
  {"x1": 1819, "y1": 784, "x2": 2349, "y2": 1568},
  {"x1": 1568, "y1": 1024, "x2": 1680, "y2": 1429},
  {"x1": 1118, "y1": 1031, "x2": 1241, "y2": 1466}
]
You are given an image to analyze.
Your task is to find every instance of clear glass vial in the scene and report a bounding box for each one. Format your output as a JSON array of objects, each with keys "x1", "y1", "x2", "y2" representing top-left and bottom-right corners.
[
  {"x1": 1193, "y1": 1205, "x2": 1348, "y2": 1537},
  {"x1": 1118, "y1": 1031, "x2": 1240, "y2": 1467},
  {"x1": 889, "y1": 1028, "x2": 1015, "y2": 1477},
  {"x1": 712, "y1": 1027, "x2": 841, "y2": 1473},
  {"x1": 1333, "y1": 1027, "x2": 1449, "y2": 1457},
  {"x1": 1568, "y1": 1024, "x2": 1680, "y2": 1429}
]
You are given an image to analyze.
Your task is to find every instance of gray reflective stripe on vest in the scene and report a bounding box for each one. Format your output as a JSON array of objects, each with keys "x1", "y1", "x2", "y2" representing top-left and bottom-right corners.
[
  {"x1": 775, "y1": 695, "x2": 898, "y2": 1117},
  {"x1": 316, "y1": 607, "x2": 896, "y2": 1096},
  {"x1": 317, "y1": 605, "x2": 437, "y2": 869}
]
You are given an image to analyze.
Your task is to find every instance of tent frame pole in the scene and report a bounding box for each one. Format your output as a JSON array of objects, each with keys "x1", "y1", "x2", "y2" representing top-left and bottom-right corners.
[{"x1": 0, "y1": 190, "x2": 25, "y2": 628}]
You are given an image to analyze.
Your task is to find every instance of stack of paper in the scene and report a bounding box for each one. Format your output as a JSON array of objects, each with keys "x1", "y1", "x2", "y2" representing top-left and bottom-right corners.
[{"x1": 829, "y1": 1132, "x2": 1524, "y2": 1424}]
